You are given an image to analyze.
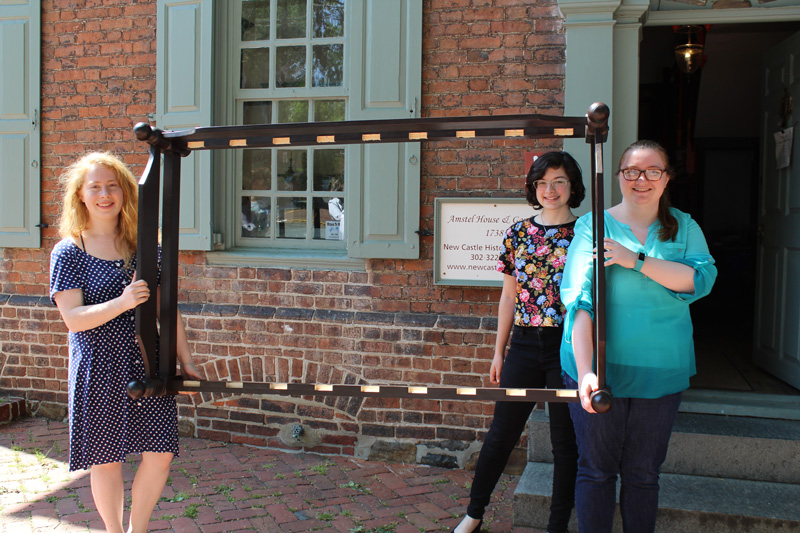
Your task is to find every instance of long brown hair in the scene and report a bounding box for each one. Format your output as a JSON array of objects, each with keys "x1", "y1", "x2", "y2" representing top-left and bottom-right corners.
[
  {"x1": 617, "y1": 140, "x2": 678, "y2": 242},
  {"x1": 58, "y1": 152, "x2": 139, "y2": 265}
]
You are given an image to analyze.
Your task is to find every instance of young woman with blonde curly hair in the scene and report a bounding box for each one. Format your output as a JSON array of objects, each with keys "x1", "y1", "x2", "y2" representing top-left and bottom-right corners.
[{"x1": 50, "y1": 152, "x2": 202, "y2": 533}]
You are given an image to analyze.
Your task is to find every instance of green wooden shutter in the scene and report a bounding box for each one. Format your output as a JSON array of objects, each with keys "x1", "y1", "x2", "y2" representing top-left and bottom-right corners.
[
  {"x1": 156, "y1": 0, "x2": 213, "y2": 250},
  {"x1": 346, "y1": 0, "x2": 422, "y2": 259},
  {"x1": 0, "y1": 0, "x2": 40, "y2": 249}
]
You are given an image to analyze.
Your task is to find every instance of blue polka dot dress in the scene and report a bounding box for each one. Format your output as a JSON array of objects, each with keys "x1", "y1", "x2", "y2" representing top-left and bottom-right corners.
[{"x1": 49, "y1": 239, "x2": 179, "y2": 471}]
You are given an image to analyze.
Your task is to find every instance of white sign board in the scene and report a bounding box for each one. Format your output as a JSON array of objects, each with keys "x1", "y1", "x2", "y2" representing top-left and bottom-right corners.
[{"x1": 434, "y1": 198, "x2": 536, "y2": 286}]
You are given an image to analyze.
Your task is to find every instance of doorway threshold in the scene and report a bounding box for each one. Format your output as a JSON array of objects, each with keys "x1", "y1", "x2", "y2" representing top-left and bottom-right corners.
[{"x1": 680, "y1": 389, "x2": 800, "y2": 421}]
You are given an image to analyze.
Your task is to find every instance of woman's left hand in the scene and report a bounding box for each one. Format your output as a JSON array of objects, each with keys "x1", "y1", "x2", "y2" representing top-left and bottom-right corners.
[
  {"x1": 596, "y1": 238, "x2": 637, "y2": 269},
  {"x1": 179, "y1": 356, "x2": 204, "y2": 381}
]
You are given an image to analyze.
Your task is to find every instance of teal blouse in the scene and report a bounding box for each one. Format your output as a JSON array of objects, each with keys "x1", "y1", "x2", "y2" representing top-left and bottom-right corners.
[{"x1": 560, "y1": 208, "x2": 717, "y2": 399}]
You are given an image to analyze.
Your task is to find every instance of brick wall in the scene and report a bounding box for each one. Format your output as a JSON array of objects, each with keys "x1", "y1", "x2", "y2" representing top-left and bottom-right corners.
[{"x1": 0, "y1": 0, "x2": 567, "y2": 468}]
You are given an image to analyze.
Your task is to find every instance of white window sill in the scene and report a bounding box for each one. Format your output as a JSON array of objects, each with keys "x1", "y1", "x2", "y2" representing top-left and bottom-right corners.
[{"x1": 205, "y1": 248, "x2": 366, "y2": 270}]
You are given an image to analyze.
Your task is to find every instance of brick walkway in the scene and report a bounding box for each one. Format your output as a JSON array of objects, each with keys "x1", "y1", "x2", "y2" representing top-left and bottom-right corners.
[{"x1": 0, "y1": 416, "x2": 545, "y2": 532}]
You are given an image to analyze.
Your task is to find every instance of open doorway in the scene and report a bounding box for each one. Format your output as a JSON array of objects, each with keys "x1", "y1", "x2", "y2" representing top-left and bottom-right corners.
[{"x1": 638, "y1": 22, "x2": 800, "y2": 396}]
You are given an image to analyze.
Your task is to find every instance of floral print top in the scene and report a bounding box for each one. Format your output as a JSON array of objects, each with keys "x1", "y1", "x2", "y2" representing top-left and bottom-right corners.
[{"x1": 496, "y1": 217, "x2": 576, "y2": 327}]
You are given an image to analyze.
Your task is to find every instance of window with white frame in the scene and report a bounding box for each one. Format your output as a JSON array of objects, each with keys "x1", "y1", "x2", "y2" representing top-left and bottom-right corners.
[
  {"x1": 156, "y1": 0, "x2": 422, "y2": 260},
  {"x1": 236, "y1": 0, "x2": 347, "y2": 249}
]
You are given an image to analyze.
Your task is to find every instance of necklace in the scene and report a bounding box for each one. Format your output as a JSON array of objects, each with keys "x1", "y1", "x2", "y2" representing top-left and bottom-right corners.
[{"x1": 537, "y1": 213, "x2": 575, "y2": 234}]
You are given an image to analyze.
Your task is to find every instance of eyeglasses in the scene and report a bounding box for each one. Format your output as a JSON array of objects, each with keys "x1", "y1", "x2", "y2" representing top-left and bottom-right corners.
[
  {"x1": 532, "y1": 178, "x2": 569, "y2": 191},
  {"x1": 620, "y1": 168, "x2": 665, "y2": 181}
]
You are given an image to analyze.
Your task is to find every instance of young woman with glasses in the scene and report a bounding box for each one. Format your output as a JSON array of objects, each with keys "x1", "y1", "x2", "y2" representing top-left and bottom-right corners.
[
  {"x1": 559, "y1": 140, "x2": 717, "y2": 532},
  {"x1": 454, "y1": 151, "x2": 585, "y2": 533}
]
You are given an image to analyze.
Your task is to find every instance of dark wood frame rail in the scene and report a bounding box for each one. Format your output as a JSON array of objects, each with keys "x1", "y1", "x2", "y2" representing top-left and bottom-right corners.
[{"x1": 128, "y1": 102, "x2": 611, "y2": 412}]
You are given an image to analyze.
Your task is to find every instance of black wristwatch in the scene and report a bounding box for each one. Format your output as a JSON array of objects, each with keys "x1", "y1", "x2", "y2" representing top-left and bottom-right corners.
[{"x1": 633, "y1": 252, "x2": 646, "y2": 272}]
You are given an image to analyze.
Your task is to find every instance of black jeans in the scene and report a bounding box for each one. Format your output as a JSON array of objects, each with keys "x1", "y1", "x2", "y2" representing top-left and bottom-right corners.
[{"x1": 467, "y1": 326, "x2": 578, "y2": 533}]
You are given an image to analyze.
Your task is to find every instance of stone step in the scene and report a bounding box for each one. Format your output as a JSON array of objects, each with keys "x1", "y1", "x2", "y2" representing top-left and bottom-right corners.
[
  {"x1": 680, "y1": 389, "x2": 800, "y2": 421},
  {"x1": 527, "y1": 409, "x2": 800, "y2": 483},
  {"x1": 665, "y1": 412, "x2": 800, "y2": 483},
  {"x1": 514, "y1": 461, "x2": 800, "y2": 533}
]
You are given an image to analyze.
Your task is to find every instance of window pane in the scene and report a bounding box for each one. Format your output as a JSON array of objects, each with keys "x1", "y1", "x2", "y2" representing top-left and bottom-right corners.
[
  {"x1": 233, "y1": 0, "x2": 348, "y2": 249},
  {"x1": 312, "y1": 44, "x2": 343, "y2": 87},
  {"x1": 313, "y1": 0, "x2": 344, "y2": 38},
  {"x1": 313, "y1": 149, "x2": 344, "y2": 191},
  {"x1": 242, "y1": 0, "x2": 270, "y2": 41},
  {"x1": 277, "y1": 150, "x2": 307, "y2": 191},
  {"x1": 313, "y1": 100, "x2": 345, "y2": 122},
  {"x1": 242, "y1": 196, "x2": 271, "y2": 238},
  {"x1": 241, "y1": 48, "x2": 270, "y2": 88},
  {"x1": 277, "y1": 0, "x2": 306, "y2": 39},
  {"x1": 277, "y1": 197, "x2": 307, "y2": 239},
  {"x1": 277, "y1": 100, "x2": 309, "y2": 123},
  {"x1": 313, "y1": 148, "x2": 345, "y2": 241},
  {"x1": 243, "y1": 101, "x2": 272, "y2": 125},
  {"x1": 276, "y1": 46, "x2": 306, "y2": 88},
  {"x1": 242, "y1": 149, "x2": 271, "y2": 190}
]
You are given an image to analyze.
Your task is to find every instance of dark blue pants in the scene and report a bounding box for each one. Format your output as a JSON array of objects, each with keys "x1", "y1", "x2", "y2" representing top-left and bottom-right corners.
[
  {"x1": 468, "y1": 326, "x2": 578, "y2": 533},
  {"x1": 564, "y1": 374, "x2": 682, "y2": 533}
]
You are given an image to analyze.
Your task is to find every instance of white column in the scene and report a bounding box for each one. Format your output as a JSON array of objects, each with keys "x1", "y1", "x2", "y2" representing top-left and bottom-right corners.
[{"x1": 557, "y1": 0, "x2": 649, "y2": 208}]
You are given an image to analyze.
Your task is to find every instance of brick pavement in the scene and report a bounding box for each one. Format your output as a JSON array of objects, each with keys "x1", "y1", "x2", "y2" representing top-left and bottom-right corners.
[{"x1": 0, "y1": 416, "x2": 545, "y2": 532}]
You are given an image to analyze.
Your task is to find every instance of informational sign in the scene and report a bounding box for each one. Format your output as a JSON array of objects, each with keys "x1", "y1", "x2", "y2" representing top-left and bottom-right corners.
[
  {"x1": 434, "y1": 198, "x2": 536, "y2": 286},
  {"x1": 325, "y1": 220, "x2": 342, "y2": 240}
]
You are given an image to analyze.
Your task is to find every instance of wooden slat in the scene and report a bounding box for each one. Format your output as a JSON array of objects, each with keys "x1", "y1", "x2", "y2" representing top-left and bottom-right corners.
[
  {"x1": 150, "y1": 114, "x2": 588, "y2": 153},
  {"x1": 172, "y1": 380, "x2": 579, "y2": 403}
]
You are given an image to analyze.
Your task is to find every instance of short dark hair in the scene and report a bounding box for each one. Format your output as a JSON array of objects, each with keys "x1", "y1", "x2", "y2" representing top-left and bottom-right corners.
[{"x1": 524, "y1": 151, "x2": 585, "y2": 209}]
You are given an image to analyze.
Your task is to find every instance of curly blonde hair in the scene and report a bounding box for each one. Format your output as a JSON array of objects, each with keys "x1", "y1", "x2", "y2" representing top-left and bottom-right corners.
[{"x1": 58, "y1": 152, "x2": 138, "y2": 265}]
